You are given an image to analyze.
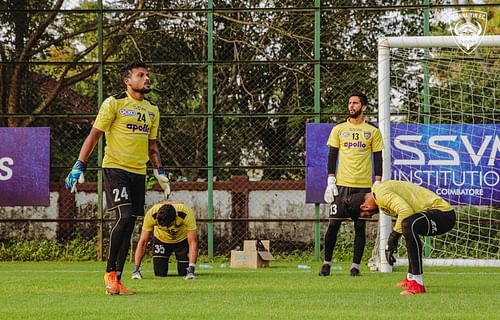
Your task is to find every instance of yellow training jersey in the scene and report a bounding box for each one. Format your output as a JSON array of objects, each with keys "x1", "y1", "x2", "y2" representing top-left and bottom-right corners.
[
  {"x1": 326, "y1": 118, "x2": 384, "y2": 188},
  {"x1": 142, "y1": 202, "x2": 197, "y2": 244},
  {"x1": 372, "y1": 181, "x2": 453, "y2": 233},
  {"x1": 93, "y1": 91, "x2": 160, "y2": 175}
]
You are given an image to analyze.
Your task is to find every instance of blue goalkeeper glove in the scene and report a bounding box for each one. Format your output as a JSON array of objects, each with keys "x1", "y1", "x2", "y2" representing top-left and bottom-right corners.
[{"x1": 65, "y1": 160, "x2": 86, "y2": 192}]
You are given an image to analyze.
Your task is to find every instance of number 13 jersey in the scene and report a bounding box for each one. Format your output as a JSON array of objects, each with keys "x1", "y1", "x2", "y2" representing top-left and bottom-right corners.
[{"x1": 326, "y1": 119, "x2": 384, "y2": 188}]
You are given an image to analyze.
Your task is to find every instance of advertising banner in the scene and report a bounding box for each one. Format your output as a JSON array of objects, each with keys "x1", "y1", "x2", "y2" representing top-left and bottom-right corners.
[
  {"x1": 0, "y1": 127, "x2": 50, "y2": 206},
  {"x1": 305, "y1": 123, "x2": 499, "y2": 205}
]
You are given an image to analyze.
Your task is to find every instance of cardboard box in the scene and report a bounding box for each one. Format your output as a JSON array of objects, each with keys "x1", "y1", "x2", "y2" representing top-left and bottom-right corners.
[{"x1": 230, "y1": 240, "x2": 275, "y2": 269}]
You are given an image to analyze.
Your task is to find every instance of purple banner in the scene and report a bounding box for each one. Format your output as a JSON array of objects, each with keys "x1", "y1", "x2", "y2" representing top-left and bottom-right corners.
[
  {"x1": 305, "y1": 123, "x2": 333, "y2": 203},
  {"x1": 0, "y1": 127, "x2": 50, "y2": 206}
]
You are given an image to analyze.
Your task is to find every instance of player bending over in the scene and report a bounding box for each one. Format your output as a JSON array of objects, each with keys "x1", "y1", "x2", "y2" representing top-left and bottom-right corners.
[
  {"x1": 132, "y1": 202, "x2": 198, "y2": 280},
  {"x1": 349, "y1": 180, "x2": 456, "y2": 295}
]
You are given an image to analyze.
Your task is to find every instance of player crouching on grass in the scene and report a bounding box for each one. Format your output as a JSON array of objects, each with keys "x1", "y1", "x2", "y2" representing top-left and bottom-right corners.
[
  {"x1": 132, "y1": 202, "x2": 198, "y2": 280},
  {"x1": 348, "y1": 180, "x2": 456, "y2": 295}
]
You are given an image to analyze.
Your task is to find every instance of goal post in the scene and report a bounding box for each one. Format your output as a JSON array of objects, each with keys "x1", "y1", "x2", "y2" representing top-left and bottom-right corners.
[{"x1": 374, "y1": 35, "x2": 500, "y2": 272}]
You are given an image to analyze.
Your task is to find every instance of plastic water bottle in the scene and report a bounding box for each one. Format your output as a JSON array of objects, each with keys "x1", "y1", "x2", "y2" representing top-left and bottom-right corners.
[
  {"x1": 297, "y1": 264, "x2": 311, "y2": 270},
  {"x1": 220, "y1": 262, "x2": 230, "y2": 268},
  {"x1": 331, "y1": 265, "x2": 343, "y2": 271},
  {"x1": 199, "y1": 263, "x2": 213, "y2": 269}
]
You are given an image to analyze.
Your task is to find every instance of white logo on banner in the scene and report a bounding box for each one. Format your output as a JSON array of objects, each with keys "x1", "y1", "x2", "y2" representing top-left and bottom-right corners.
[{"x1": 450, "y1": 10, "x2": 488, "y2": 54}]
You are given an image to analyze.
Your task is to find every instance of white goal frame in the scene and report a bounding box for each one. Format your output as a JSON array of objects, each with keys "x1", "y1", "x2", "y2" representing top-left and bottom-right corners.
[{"x1": 377, "y1": 35, "x2": 500, "y2": 272}]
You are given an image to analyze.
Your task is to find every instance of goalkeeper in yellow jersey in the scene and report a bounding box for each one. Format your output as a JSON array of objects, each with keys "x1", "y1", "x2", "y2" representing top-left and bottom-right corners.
[
  {"x1": 132, "y1": 202, "x2": 198, "y2": 279},
  {"x1": 64, "y1": 60, "x2": 170, "y2": 295},
  {"x1": 320, "y1": 91, "x2": 384, "y2": 277},
  {"x1": 349, "y1": 180, "x2": 456, "y2": 295}
]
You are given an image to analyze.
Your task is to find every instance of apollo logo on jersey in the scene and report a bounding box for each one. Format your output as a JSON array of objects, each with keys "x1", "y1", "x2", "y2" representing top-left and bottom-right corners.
[
  {"x1": 126, "y1": 123, "x2": 150, "y2": 133},
  {"x1": 343, "y1": 141, "x2": 367, "y2": 149}
]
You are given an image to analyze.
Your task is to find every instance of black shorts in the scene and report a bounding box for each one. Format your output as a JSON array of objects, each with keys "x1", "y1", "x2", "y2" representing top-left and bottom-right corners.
[
  {"x1": 328, "y1": 185, "x2": 371, "y2": 220},
  {"x1": 152, "y1": 237, "x2": 189, "y2": 277},
  {"x1": 104, "y1": 168, "x2": 146, "y2": 216}
]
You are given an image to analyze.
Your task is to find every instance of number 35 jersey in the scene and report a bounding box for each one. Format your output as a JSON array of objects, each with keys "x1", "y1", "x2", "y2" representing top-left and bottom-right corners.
[
  {"x1": 326, "y1": 119, "x2": 384, "y2": 188},
  {"x1": 93, "y1": 91, "x2": 160, "y2": 175}
]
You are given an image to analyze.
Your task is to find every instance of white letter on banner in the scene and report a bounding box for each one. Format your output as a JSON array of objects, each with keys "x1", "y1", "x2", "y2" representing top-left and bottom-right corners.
[
  {"x1": 488, "y1": 136, "x2": 500, "y2": 167},
  {"x1": 428, "y1": 136, "x2": 460, "y2": 166},
  {"x1": 394, "y1": 135, "x2": 425, "y2": 165},
  {"x1": 0, "y1": 157, "x2": 14, "y2": 181},
  {"x1": 461, "y1": 135, "x2": 492, "y2": 166}
]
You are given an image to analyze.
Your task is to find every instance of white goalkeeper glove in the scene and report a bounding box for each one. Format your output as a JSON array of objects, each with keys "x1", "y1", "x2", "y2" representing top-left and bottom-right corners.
[
  {"x1": 373, "y1": 180, "x2": 382, "y2": 186},
  {"x1": 153, "y1": 168, "x2": 171, "y2": 199},
  {"x1": 323, "y1": 176, "x2": 339, "y2": 204}
]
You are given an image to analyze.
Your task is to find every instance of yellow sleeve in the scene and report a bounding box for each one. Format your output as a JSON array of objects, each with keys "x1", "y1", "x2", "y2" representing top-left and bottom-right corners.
[
  {"x1": 142, "y1": 207, "x2": 157, "y2": 232},
  {"x1": 326, "y1": 125, "x2": 340, "y2": 148},
  {"x1": 181, "y1": 204, "x2": 197, "y2": 231},
  {"x1": 93, "y1": 97, "x2": 116, "y2": 132},
  {"x1": 379, "y1": 192, "x2": 415, "y2": 233},
  {"x1": 149, "y1": 106, "x2": 160, "y2": 140}
]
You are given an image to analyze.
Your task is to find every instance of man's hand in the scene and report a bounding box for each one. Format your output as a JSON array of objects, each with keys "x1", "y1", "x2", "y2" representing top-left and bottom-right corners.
[
  {"x1": 323, "y1": 176, "x2": 339, "y2": 203},
  {"x1": 385, "y1": 231, "x2": 402, "y2": 266},
  {"x1": 153, "y1": 168, "x2": 171, "y2": 199},
  {"x1": 184, "y1": 265, "x2": 195, "y2": 280},
  {"x1": 65, "y1": 160, "x2": 86, "y2": 193},
  {"x1": 131, "y1": 265, "x2": 143, "y2": 280}
]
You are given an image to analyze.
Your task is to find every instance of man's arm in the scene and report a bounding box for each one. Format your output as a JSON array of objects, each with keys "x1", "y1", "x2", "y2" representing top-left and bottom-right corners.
[
  {"x1": 78, "y1": 128, "x2": 103, "y2": 162},
  {"x1": 148, "y1": 139, "x2": 162, "y2": 169},
  {"x1": 134, "y1": 229, "x2": 152, "y2": 268},
  {"x1": 327, "y1": 147, "x2": 339, "y2": 176},
  {"x1": 186, "y1": 229, "x2": 198, "y2": 265},
  {"x1": 373, "y1": 150, "x2": 382, "y2": 182}
]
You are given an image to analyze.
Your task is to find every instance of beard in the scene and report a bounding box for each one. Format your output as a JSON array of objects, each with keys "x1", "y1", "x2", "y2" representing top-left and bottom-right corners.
[
  {"x1": 349, "y1": 108, "x2": 363, "y2": 118},
  {"x1": 135, "y1": 86, "x2": 151, "y2": 94}
]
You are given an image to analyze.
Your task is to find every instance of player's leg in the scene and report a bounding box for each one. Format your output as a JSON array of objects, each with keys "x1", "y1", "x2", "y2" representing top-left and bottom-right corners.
[
  {"x1": 349, "y1": 187, "x2": 370, "y2": 276},
  {"x1": 152, "y1": 238, "x2": 174, "y2": 277},
  {"x1": 174, "y1": 239, "x2": 189, "y2": 276},
  {"x1": 400, "y1": 214, "x2": 427, "y2": 295},
  {"x1": 351, "y1": 218, "x2": 366, "y2": 276},
  {"x1": 319, "y1": 219, "x2": 342, "y2": 276}
]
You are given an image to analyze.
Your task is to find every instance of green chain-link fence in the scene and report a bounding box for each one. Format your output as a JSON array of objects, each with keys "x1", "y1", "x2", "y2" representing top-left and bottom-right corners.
[{"x1": 1, "y1": 1, "x2": 497, "y2": 260}]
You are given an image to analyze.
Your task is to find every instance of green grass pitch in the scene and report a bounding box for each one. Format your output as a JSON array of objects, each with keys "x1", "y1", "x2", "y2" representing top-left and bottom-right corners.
[{"x1": 0, "y1": 261, "x2": 498, "y2": 320}]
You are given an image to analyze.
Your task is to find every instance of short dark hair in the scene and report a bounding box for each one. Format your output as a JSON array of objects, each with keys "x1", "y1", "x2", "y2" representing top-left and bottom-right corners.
[
  {"x1": 156, "y1": 204, "x2": 177, "y2": 226},
  {"x1": 349, "y1": 91, "x2": 368, "y2": 106},
  {"x1": 346, "y1": 192, "x2": 377, "y2": 218},
  {"x1": 120, "y1": 60, "x2": 147, "y2": 83}
]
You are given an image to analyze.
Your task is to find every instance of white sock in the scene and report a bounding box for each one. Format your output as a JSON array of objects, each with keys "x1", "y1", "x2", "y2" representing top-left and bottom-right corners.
[
  {"x1": 351, "y1": 263, "x2": 360, "y2": 270},
  {"x1": 407, "y1": 273, "x2": 414, "y2": 280},
  {"x1": 323, "y1": 261, "x2": 332, "y2": 265},
  {"x1": 413, "y1": 274, "x2": 423, "y2": 285}
]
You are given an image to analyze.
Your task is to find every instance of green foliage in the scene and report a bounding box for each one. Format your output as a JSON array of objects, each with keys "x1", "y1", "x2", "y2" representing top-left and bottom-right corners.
[{"x1": 0, "y1": 238, "x2": 97, "y2": 261}]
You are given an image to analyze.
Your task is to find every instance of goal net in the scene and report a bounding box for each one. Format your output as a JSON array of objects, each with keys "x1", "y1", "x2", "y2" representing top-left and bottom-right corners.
[{"x1": 372, "y1": 36, "x2": 500, "y2": 272}]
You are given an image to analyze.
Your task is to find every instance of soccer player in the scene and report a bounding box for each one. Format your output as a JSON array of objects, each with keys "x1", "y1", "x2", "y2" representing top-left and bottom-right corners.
[
  {"x1": 319, "y1": 91, "x2": 384, "y2": 277},
  {"x1": 349, "y1": 180, "x2": 456, "y2": 295},
  {"x1": 64, "y1": 60, "x2": 171, "y2": 295},
  {"x1": 132, "y1": 202, "x2": 198, "y2": 279}
]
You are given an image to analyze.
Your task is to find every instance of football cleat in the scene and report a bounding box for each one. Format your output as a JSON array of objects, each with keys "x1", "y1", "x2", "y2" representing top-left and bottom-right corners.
[
  {"x1": 117, "y1": 280, "x2": 136, "y2": 295},
  {"x1": 400, "y1": 280, "x2": 426, "y2": 295},
  {"x1": 184, "y1": 272, "x2": 196, "y2": 280},
  {"x1": 104, "y1": 271, "x2": 119, "y2": 295},
  {"x1": 318, "y1": 264, "x2": 331, "y2": 276},
  {"x1": 396, "y1": 277, "x2": 412, "y2": 288},
  {"x1": 350, "y1": 267, "x2": 361, "y2": 277},
  {"x1": 131, "y1": 270, "x2": 143, "y2": 280}
]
